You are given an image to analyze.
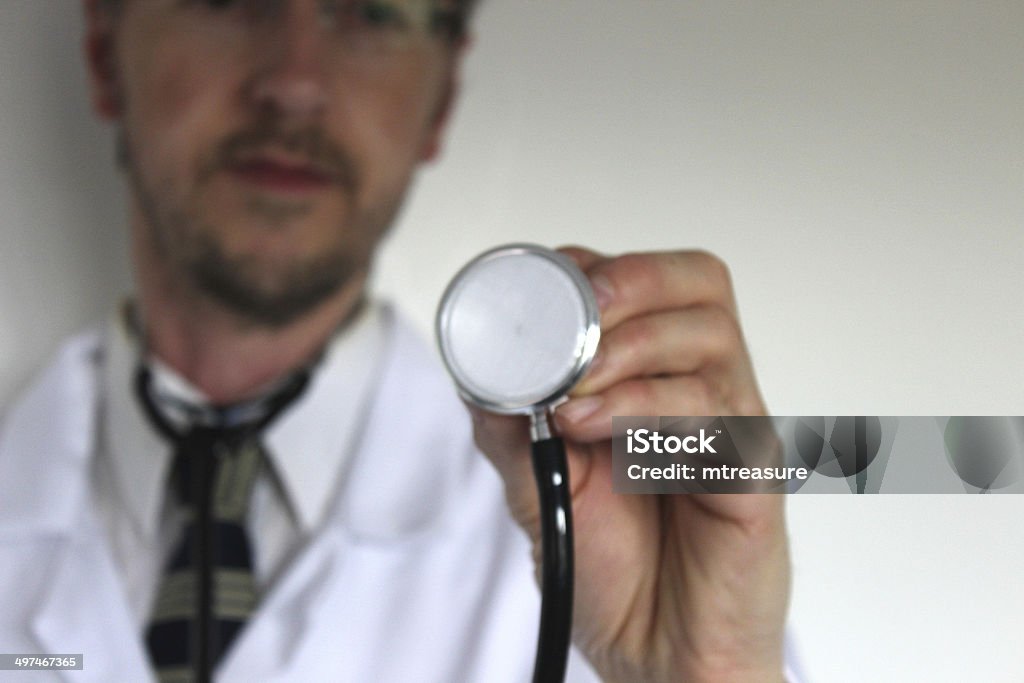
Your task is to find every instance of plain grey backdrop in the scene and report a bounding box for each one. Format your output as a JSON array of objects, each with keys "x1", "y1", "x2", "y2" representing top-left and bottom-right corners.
[{"x1": 2, "y1": 1, "x2": 1022, "y2": 680}]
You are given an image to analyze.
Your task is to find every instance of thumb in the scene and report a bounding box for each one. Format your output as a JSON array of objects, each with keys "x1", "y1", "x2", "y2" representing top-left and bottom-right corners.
[{"x1": 467, "y1": 405, "x2": 544, "y2": 537}]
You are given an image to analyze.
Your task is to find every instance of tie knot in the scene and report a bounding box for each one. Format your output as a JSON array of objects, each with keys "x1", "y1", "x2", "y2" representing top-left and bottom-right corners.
[
  {"x1": 182, "y1": 424, "x2": 251, "y2": 452},
  {"x1": 170, "y1": 431, "x2": 264, "y2": 512},
  {"x1": 134, "y1": 365, "x2": 311, "y2": 444}
]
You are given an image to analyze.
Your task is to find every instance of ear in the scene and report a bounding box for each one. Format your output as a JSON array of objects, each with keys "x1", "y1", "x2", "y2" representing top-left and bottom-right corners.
[
  {"x1": 418, "y1": 38, "x2": 471, "y2": 162},
  {"x1": 83, "y1": 0, "x2": 122, "y2": 120}
]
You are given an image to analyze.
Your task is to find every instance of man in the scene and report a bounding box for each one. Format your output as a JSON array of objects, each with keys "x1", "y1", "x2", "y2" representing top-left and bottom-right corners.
[{"x1": 0, "y1": 1, "x2": 794, "y2": 681}]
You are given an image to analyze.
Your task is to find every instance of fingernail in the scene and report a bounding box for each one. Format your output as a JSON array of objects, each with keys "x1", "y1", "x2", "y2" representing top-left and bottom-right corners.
[
  {"x1": 572, "y1": 351, "x2": 604, "y2": 394},
  {"x1": 590, "y1": 275, "x2": 614, "y2": 311},
  {"x1": 560, "y1": 247, "x2": 585, "y2": 268},
  {"x1": 557, "y1": 396, "x2": 604, "y2": 424}
]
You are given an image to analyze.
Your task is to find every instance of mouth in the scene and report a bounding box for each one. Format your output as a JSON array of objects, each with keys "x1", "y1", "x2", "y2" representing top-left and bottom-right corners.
[{"x1": 226, "y1": 154, "x2": 337, "y2": 194}]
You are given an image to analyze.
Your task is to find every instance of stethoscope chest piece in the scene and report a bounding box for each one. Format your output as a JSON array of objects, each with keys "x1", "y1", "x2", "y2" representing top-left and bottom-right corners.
[{"x1": 436, "y1": 244, "x2": 600, "y2": 415}]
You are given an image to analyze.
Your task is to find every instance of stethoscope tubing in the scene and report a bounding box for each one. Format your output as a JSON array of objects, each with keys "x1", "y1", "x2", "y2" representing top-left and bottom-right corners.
[{"x1": 530, "y1": 435, "x2": 575, "y2": 683}]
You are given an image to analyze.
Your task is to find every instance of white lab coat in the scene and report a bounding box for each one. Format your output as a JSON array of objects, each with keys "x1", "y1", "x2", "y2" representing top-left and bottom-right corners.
[{"x1": 0, "y1": 315, "x2": 599, "y2": 682}]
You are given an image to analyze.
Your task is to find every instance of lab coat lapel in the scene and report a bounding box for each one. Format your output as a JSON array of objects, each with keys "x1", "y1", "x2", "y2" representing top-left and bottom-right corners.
[
  {"x1": 332, "y1": 309, "x2": 463, "y2": 541},
  {"x1": 0, "y1": 332, "x2": 99, "y2": 537},
  {"x1": 220, "y1": 311, "x2": 463, "y2": 681},
  {"x1": 0, "y1": 331, "x2": 151, "y2": 683},
  {"x1": 30, "y1": 530, "x2": 152, "y2": 683},
  {"x1": 218, "y1": 527, "x2": 346, "y2": 680}
]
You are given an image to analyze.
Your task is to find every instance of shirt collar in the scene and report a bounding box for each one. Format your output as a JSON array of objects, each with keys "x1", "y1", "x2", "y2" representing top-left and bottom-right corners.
[
  {"x1": 101, "y1": 302, "x2": 388, "y2": 541},
  {"x1": 263, "y1": 304, "x2": 387, "y2": 531}
]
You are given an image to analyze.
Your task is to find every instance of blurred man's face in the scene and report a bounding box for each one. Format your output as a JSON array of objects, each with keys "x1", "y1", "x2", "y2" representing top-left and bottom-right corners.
[{"x1": 87, "y1": 0, "x2": 462, "y2": 325}]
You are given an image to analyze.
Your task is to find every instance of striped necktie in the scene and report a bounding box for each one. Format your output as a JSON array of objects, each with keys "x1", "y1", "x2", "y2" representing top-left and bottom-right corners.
[{"x1": 135, "y1": 367, "x2": 309, "y2": 683}]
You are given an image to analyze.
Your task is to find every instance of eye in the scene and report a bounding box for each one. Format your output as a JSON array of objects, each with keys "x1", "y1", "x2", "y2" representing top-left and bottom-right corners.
[
  {"x1": 182, "y1": 0, "x2": 241, "y2": 12},
  {"x1": 343, "y1": 1, "x2": 410, "y2": 31},
  {"x1": 188, "y1": 0, "x2": 280, "y2": 21},
  {"x1": 430, "y1": 8, "x2": 462, "y2": 39}
]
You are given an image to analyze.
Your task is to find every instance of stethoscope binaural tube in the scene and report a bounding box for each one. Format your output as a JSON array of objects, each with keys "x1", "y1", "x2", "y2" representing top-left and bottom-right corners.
[{"x1": 436, "y1": 244, "x2": 600, "y2": 683}]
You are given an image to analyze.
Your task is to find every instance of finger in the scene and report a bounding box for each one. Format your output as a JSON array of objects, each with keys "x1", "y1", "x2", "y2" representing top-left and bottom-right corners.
[
  {"x1": 465, "y1": 405, "x2": 542, "y2": 530},
  {"x1": 556, "y1": 245, "x2": 617, "y2": 309},
  {"x1": 556, "y1": 245, "x2": 608, "y2": 273},
  {"x1": 573, "y1": 304, "x2": 745, "y2": 396},
  {"x1": 555, "y1": 375, "x2": 728, "y2": 443},
  {"x1": 585, "y1": 251, "x2": 737, "y2": 329}
]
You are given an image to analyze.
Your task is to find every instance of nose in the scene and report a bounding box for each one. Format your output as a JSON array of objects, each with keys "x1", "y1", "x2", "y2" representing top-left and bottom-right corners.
[{"x1": 247, "y1": 5, "x2": 329, "y2": 120}]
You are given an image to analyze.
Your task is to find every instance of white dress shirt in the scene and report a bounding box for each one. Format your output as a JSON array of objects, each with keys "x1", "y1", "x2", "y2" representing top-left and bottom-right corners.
[{"x1": 93, "y1": 302, "x2": 388, "y2": 626}]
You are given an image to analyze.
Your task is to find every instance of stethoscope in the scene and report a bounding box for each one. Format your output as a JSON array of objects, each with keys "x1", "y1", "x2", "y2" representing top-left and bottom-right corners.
[{"x1": 436, "y1": 244, "x2": 601, "y2": 683}]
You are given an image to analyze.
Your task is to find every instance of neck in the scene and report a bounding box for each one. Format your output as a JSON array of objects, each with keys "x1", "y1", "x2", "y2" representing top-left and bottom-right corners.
[{"x1": 132, "y1": 239, "x2": 367, "y2": 407}]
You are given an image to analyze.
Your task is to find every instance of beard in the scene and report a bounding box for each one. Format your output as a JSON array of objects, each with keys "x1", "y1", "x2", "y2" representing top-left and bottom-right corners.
[
  {"x1": 184, "y1": 226, "x2": 361, "y2": 328},
  {"x1": 120, "y1": 121, "x2": 407, "y2": 328}
]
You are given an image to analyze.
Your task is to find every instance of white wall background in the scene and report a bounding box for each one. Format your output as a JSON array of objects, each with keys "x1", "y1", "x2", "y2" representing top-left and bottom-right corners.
[{"x1": 2, "y1": 2, "x2": 1022, "y2": 680}]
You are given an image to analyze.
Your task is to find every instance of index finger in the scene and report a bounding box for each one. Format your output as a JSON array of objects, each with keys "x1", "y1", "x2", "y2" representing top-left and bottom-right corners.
[
  {"x1": 575, "y1": 250, "x2": 738, "y2": 330},
  {"x1": 557, "y1": 245, "x2": 607, "y2": 272}
]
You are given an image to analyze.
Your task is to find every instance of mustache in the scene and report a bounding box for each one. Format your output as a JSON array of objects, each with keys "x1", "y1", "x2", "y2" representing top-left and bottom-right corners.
[{"x1": 204, "y1": 124, "x2": 361, "y2": 192}]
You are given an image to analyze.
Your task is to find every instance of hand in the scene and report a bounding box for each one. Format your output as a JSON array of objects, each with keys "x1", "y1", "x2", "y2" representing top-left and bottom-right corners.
[{"x1": 470, "y1": 248, "x2": 790, "y2": 683}]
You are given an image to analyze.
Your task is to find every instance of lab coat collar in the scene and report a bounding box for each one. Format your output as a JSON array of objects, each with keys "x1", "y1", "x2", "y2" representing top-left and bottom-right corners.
[
  {"x1": 102, "y1": 302, "x2": 387, "y2": 542},
  {"x1": 262, "y1": 303, "x2": 386, "y2": 532},
  {"x1": 324, "y1": 307, "x2": 471, "y2": 541},
  {"x1": 101, "y1": 312, "x2": 170, "y2": 543},
  {"x1": 0, "y1": 330, "x2": 101, "y2": 537}
]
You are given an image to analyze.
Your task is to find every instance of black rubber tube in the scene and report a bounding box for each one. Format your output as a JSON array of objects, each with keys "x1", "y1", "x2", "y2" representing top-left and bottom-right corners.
[
  {"x1": 194, "y1": 433, "x2": 214, "y2": 683},
  {"x1": 530, "y1": 436, "x2": 574, "y2": 683}
]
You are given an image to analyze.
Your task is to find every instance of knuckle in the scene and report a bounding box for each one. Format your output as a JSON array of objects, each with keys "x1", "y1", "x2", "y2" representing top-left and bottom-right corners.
[
  {"x1": 620, "y1": 316, "x2": 656, "y2": 356},
  {"x1": 705, "y1": 305, "x2": 744, "y2": 354},
  {"x1": 609, "y1": 251, "x2": 658, "y2": 293},
  {"x1": 691, "y1": 249, "x2": 733, "y2": 296},
  {"x1": 618, "y1": 379, "x2": 658, "y2": 413},
  {"x1": 682, "y1": 377, "x2": 716, "y2": 414}
]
